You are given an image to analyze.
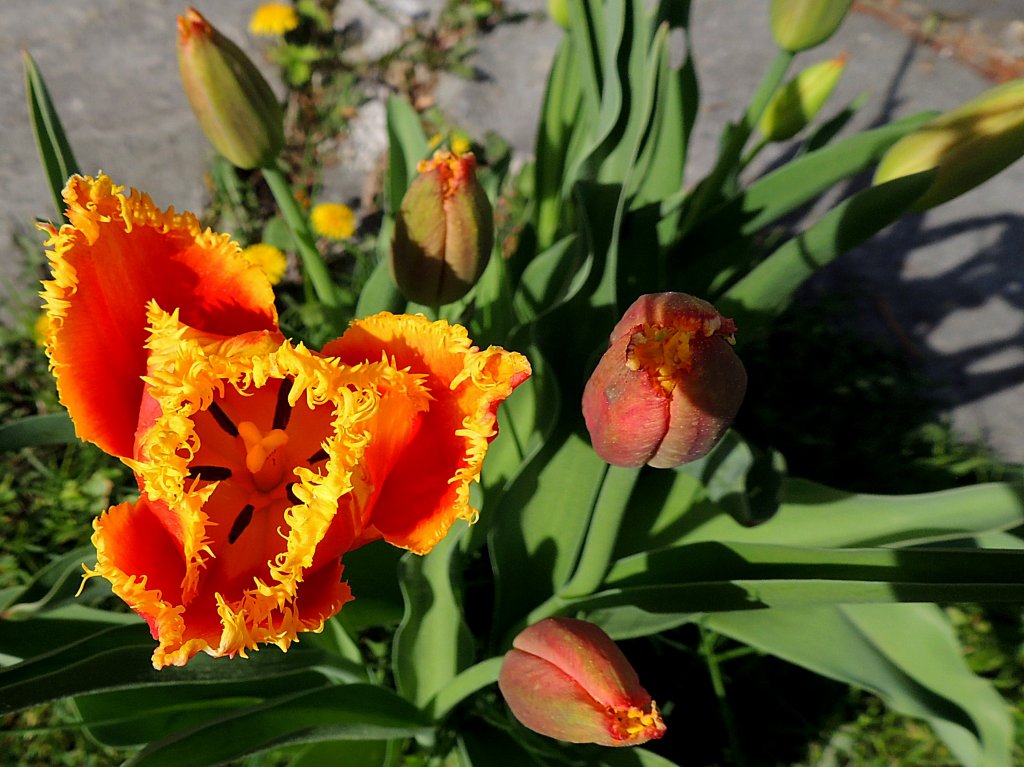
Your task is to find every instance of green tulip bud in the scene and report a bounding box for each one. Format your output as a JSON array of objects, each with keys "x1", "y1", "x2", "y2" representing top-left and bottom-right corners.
[
  {"x1": 548, "y1": 0, "x2": 571, "y2": 30},
  {"x1": 177, "y1": 7, "x2": 284, "y2": 169},
  {"x1": 759, "y1": 54, "x2": 847, "y2": 141},
  {"x1": 771, "y1": 0, "x2": 853, "y2": 52},
  {"x1": 390, "y1": 150, "x2": 494, "y2": 306},
  {"x1": 873, "y1": 78, "x2": 1024, "y2": 210}
]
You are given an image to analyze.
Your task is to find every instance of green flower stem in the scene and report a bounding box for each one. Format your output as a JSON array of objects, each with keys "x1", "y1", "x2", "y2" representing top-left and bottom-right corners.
[
  {"x1": 427, "y1": 657, "x2": 504, "y2": 721},
  {"x1": 263, "y1": 164, "x2": 342, "y2": 318},
  {"x1": 699, "y1": 624, "x2": 747, "y2": 767}
]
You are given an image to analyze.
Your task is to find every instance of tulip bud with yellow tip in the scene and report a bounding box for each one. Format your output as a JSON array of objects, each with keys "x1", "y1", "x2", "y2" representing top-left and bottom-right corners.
[
  {"x1": 177, "y1": 7, "x2": 284, "y2": 169},
  {"x1": 771, "y1": 0, "x2": 853, "y2": 52},
  {"x1": 759, "y1": 54, "x2": 847, "y2": 141},
  {"x1": 873, "y1": 78, "x2": 1024, "y2": 210},
  {"x1": 499, "y1": 617, "x2": 667, "y2": 747},
  {"x1": 583, "y1": 292, "x2": 747, "y2": 469},
  {"x1": 390, "y1": 150, "x2": 493, "y2": 306}
]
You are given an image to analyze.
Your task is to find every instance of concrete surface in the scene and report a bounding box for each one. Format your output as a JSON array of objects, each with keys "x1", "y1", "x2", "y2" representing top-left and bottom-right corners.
[{"x1": 0, "y1": 0, "x2": 1021, "y2": 462}]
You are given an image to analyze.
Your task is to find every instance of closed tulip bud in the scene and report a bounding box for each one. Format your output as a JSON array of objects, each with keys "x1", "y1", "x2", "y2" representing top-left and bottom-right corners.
[
  {"x1": 759, "y1": 54, "x2": 847, "y2": 141},
  {"x1": 498, "y1": 617, "x2": 667, "y2": 747},
  {"x1": 583, "y1": 292, "x2": 746, "y2": 469},
  {"x1": 770, "y1": 0, "x2": 852, "y2": 52},
  {"x1": 390, "y1": 150, "x2": 493, "y2": 306},
  {"x1": 548, "y1": 0, "x2": 571, "y2": 30},
  {"x1": 177, "y1": 7, "x2": 284, "y2": 169},
  {"x1": 873, "y1": 78, "x2": 1024, "y2": 210}
]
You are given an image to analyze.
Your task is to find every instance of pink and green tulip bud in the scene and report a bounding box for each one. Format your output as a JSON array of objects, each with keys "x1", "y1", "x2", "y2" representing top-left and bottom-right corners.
[
  {"x1": 759, "y1": 54, "x2": 847, "y2": 141},
  {"x1": 873, "y1": 78, "x2": 1024, "y2": 210},
  {"x1": 390, "y1": 150, "x2": 493, "y2": 306},
  {"x1": 498, "y1": 617, "x2": 667, "y2": 747},
  {"x1": 770, "y1": 0, "x2": 853, "y2": 52},
  {"x1": 177, "y1": 7, "x2": 284, "y2": 169},
  {"x1": 582, "y1": 292, "x2": 747, "y2": 469}
]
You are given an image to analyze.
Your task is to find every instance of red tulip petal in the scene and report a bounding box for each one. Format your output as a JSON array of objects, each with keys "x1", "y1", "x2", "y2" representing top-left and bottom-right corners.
[
  {"x1": 322, "y1": 312, "x2": 531, "y2": 554},
  {"x1": 40, "y1": 175, "x2": 279, "y2": 458}
]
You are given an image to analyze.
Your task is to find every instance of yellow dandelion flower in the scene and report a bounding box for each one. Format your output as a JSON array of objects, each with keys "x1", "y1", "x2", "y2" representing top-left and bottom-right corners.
[
  {"x1": 249, "y1": 3, "x2": 299, "y2": 37},
  {"x1": 241, "y1": 243, "x2": 288, "y2": 285},
  {"x1": 450, "y1": 133, "x2": 472, "y2": 155},
  {"x1": 33, "y1": 313, "x2": 50, "y2": 348},
  {"x1": 311, "y1": 202, "x2": 357, "y2": 241}
]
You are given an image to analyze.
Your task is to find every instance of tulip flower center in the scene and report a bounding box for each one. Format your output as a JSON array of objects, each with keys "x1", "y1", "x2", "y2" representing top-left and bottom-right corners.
[
  {"x1": 625, "y1": 315, "x2": 731, "y2": 394},
  {"x1": 612, "y1": 703, "x2": 667, "y2": 741},
  {"x1": 626, "y1": 324, "x2": 695, "y2": 394},
  {"x1": 187, "y1": 377, "x2": 333, "y2": 548}
]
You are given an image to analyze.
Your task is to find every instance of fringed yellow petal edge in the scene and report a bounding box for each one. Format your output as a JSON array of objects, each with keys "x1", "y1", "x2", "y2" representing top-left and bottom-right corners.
[{"x1": 129, "y1": 303, "x2": 431, "y2": 663}]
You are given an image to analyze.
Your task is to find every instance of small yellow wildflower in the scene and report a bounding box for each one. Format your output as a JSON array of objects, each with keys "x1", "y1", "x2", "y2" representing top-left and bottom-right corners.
[
  {"x1": 249, "y1": 3, "x2": 299, "y2": 37},
  {"x1": 241, "y1": 243, "x2": 288, "y2": 284},
  {"x1": 33, "y1": 313, "x2": 50, "y2": 348},
  {"x1": 428, "y1": 132, "x2": 472, "y2": 156},
  {"x1": 311, "y1": 202, "x2": 357, "y2": 241}
]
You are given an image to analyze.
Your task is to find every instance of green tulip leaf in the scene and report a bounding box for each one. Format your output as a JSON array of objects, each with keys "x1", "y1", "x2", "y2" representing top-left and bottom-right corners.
[
  {"x1": 393, "y1": 526, "x2": 474, "y2": 709},
  {"x1": 122, "y1": 683, "x2": 431, "y2": 767},
  {"x1": 0, "y1": 412, "x2": 76, "y2": 451},
  {"x1": 23, "y1": 50, "x2": 80, "y2": 222},
  {"x1": 707, "y1": 603, "x2": 1012, "y2": 767}
]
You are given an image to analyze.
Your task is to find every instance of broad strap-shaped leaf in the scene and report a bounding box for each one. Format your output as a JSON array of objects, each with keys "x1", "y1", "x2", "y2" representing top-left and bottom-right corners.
[
  {"x1": 393, "y1": 526, "x2": 475, "y2": 708},
  {"x1": 615, "y1": 468, "x2": 1024, "y2": 557},
  {"x1": 706, "y1": 604, "x2": 1013, "y2": 767},
  {"x1": 489, "y1": 428, "x2": 608, "y2": 641},
  {"x1": 0, "y1": 544, "x2": 93, "y2": 614},
  {"x1": 23, "y1": 51, "x2": 80, "y2": 222},
  {"x1": 551, "y1": 542, "x2": 1024, "y2": 615},
  {"x1": 689, "y1": 110, "x2": 938, "y2": 244},
  {"x1": 122, "y1": 683, "x2": 431, "y2": 767},
  {"x1": 73, "y1": 673, "x2": 331, "y2": 748},
  {"x1": 0, "y1": 618, "x2": 355, "y2": 714},
  {"x1": 718, "y1": 169, "x2": 936, "y2": 337},
  {"x1": 0, "y1": 412, "x2": 76, "y2": 452},
  {"x1": 385, "y1": 95, "x2": 429, "y2": 214}
]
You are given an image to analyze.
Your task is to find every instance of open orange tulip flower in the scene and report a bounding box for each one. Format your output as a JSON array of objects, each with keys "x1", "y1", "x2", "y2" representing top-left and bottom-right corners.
[{"x1": 40, "y1": 175, "x2": 530, "y2": 668}]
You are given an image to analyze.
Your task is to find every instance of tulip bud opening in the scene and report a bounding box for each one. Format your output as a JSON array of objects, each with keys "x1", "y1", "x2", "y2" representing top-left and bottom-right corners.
[
  {"x1": 499, "y1": 617, "x2": 667, "y2": 747},
  {"x1": 583, "y1": 293, "x2": 746, "y2": 469},
  {"x1": 390, "y1": 150, "x2": 494, "y2": 306}
]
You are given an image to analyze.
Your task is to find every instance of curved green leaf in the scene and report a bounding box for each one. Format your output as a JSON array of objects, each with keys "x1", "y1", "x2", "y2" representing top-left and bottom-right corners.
[
  {"x1": 385, "y1": 95, "x2": 428, "y2": 214},
  {"x1": 393, "y1": 526, "x2": 474, "y2": 708},
  {"x1": 23, "y1": 50, "x2": 80, "y2": 222},
  {"x1": 0, "y1": 412, "x2": 76, "y2": 451},
  {"x1": 706, "y1": 604, "x2": 1013, "y2": 767},
  {"x1": 616, "y1": 474, "x2": 1024, "y2": 556},
  {"x1": 718, "y1": 169, "x2": 937, "y2": 335},
  {"x1": 489, "y1": 428, "x2": 608, "y2": 641},
  {"x1": 123, "y1": 683, "x2": 431, "y2": 767}
]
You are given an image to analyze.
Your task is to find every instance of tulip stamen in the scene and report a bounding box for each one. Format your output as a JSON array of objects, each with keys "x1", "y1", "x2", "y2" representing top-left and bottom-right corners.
[
  {"x1": 307, "y1": 447, "x2": 328, "y2": 465},
  {"x1": 227, "y1": 503, "x2": 255, "y2": 544},
  {"x1": 208, "y1": 401, "x2": 239, "y2": 437},
  {"x1": 186, "y1": 465, "x2": 232, "y2": 482},
  {"x1": 271, "y1": 377, "x2": 293, "y2": 431}
]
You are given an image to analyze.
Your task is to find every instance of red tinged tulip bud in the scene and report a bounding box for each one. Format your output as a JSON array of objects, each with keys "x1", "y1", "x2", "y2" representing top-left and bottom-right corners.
[
  {"x1": 177, "y1": 7, "x2": 285, "y2": 169},
  {"x1": 390, "y1": 150, "x2": 493, "y2": 306},
  {"x1": 498, "y1": 617, "x2": 667, "y2": 747},
  {"x1": 582, "y1": 292, "x2": 747, "y2": 469}
]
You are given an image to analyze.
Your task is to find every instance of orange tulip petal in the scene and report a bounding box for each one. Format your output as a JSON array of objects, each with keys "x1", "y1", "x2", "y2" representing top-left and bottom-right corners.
[
  {"x1": 322, "y1": 312, "x2": 531, "y2": 554},
  {"x1": 107, "y1": 304, "x2": 428, "y2": 667},
  {"x1": 40, "y1": 174, "x2": 279, "y2": 458}
]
